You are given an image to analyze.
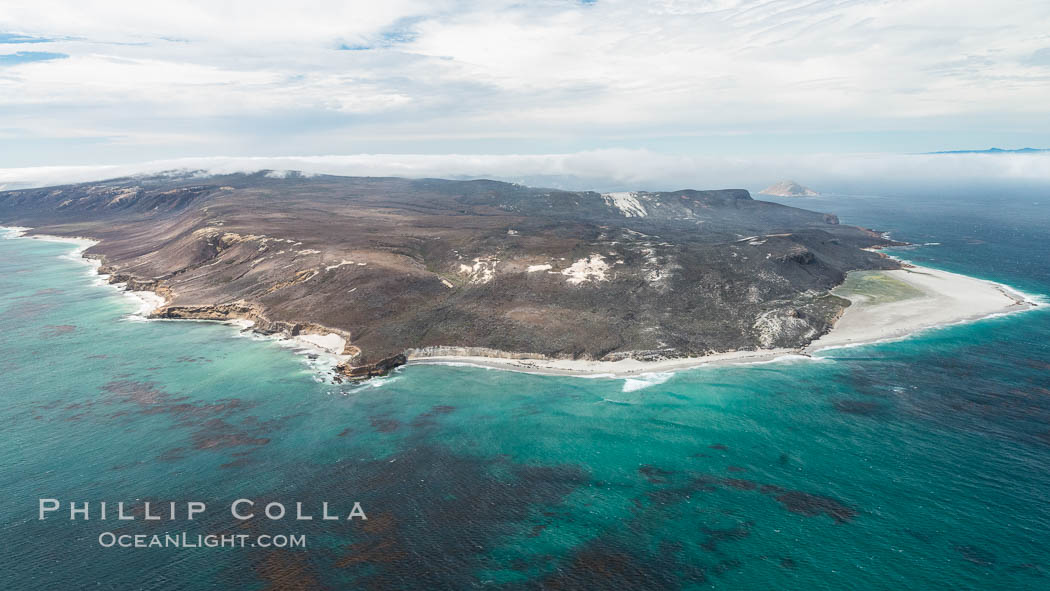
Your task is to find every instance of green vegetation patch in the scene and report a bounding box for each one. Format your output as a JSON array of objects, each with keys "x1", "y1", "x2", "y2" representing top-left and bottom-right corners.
[{"x1": 833, "y1": 270, "x2": 924, "y2": 305}]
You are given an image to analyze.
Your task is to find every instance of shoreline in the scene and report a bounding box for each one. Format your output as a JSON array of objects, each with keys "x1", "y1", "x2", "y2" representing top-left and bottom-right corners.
[
  {"x1": 405, "y1": 347, "x2": 811, "y2": 378},
  {"x1": 1, "y1": 226, "x2": 353, "y2": 370},
  {"x1": 406, "y1": 259, "x2": 1043, "y2": 378},
  {"x1": 4, "y1": 225, "x2": 1044, "y2": 381},
  {"x1": 804, "y1": 264, "x2": 1042, "y2": 353},
  {"x1": 1, "y1": 226, "x2": 166, "y2": 318}
]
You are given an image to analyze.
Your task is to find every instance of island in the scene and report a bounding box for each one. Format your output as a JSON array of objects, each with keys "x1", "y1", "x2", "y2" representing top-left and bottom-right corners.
[
  {"x1": 759, "y1": 181, "x2": 820, "y2": 197},
  {"x1": 0, "y1": 172, "x2": 1035, "y2": 379}
]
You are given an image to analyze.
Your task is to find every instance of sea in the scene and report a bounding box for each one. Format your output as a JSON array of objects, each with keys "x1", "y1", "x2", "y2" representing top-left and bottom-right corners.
[{"x1": 1, "y1": 186, "x2": 1049, "y2": 590}]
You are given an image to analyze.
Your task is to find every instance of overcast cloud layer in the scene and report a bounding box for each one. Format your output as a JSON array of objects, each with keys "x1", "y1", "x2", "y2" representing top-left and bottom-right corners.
[
  {"x1": 3, "y1": 151, "x2": 1050, "y2": 195},
  {"x1": 2, "y1": 0, "x2": 1050, "y2": 168}
]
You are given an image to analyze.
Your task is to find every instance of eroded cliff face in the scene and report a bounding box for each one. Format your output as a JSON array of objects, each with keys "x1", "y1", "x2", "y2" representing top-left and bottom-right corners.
[{"x1": 0, "y1": 172, "x2": 899, "y2": 377}]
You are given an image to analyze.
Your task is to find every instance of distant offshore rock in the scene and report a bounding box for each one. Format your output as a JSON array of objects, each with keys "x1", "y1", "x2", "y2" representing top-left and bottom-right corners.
[{"x1": 760, "y1": 181, "x2": 819, "y2": 197}]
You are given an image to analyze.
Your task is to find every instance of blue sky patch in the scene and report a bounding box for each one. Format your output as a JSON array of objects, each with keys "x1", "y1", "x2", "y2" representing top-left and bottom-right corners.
[
  {"x1": 0, "y1": 51, "x2": 68, "y2": 66},
  {"x1": 338, "y1": 16, "x2": 421, "y2": 51},
  {"x1": 0, "y1": 32, "x2": 53, "y2": 44}
]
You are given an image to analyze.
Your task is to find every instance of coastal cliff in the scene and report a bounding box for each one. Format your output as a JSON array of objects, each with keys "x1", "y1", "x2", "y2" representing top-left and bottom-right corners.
[{"x1": 0, "y1": 172, "x2": 900, "y2": 378}]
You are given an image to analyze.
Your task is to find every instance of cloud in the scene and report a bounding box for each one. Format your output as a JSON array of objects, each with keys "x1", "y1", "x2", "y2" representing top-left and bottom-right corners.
[
  {"x1": 1023, "y1": 47, "x2": 1050, "y2": 67},
  {"x1": 2, "y1": 150, "x2": 1048, "y2": 193},
  {"x1": 2, "y1": 1, "x2": 1050, "y2": 163}
]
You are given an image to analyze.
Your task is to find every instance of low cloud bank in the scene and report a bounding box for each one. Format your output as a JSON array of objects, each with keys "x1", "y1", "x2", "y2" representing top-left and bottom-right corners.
[{"x1": 2, "y1": 150, "x2": 1049, "y2": 194}]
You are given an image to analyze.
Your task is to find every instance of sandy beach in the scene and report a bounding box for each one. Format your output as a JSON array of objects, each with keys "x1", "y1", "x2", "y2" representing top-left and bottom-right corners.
[
  {"x1": 804, "y1": 264, "x2": 1040, "y2": 352},
  {"x1": 292, "y1": 332, "x2": 349, "y2": 355},
  {"x1": 408, "y1": 263, "x2": 1042, "y2": 378},
  {"x1": 407, "y1": 347, "x2": 805, "y2": 378}
]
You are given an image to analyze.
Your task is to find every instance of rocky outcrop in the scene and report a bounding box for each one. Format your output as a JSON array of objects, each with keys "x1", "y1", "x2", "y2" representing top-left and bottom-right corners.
[
  {"x1": 152, "y1": 302, "x2": 260, "y2": 322},
  {"x1": 336, "y1": 354, "x2": 407, "y2": 380},
  {"x1": 152, "y1": 303, "x2": 354, "y2": 355}
]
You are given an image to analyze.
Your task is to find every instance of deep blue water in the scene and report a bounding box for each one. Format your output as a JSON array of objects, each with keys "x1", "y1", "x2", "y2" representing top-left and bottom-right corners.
[{"x1": 2, "y1": 186, "x2": 1050, "y2": 589}]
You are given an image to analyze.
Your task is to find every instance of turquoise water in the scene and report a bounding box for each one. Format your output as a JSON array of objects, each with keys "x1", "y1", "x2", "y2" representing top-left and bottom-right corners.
[{"x1": 2, "y1": 188, "x2": 1050, "y2": 589}]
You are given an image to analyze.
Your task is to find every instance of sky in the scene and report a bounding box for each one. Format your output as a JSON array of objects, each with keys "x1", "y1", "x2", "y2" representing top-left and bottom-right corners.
[{"x1": 1, "y1": 0, "x2": 1049, "y2": 187}]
